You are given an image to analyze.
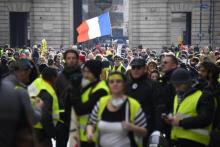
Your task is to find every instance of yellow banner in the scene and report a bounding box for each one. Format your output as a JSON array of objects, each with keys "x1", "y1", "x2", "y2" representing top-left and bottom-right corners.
[{"x1": 41, "y1": 38, "x2": 48, "y2": 56}]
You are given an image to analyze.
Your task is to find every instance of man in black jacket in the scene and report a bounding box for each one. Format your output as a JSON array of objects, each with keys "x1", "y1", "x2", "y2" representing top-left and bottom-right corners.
[
  {"x1": 196, "y1": 61, "x2": 220, "y2": 147},
  {"x1": 55, "y1": 49, "x2": 82, "y2": 147},
  {"x1": 164, "y1": 68, "x2": 215, "y2": 147},
  {"x1": 125, "y1": 57, "x2": 157, "y2": 142},
  {"x1": 155, "y1": 54, "x2": 178, "y2": 140}
]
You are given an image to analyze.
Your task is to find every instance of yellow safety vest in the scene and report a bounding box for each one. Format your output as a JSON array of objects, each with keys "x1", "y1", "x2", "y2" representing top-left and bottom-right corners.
[
  {"x1": 79, "y1": 80, "x2": 110, "y2": 142},
  {"x1": 102, "y1": 67, "x2": 111, "y2": 80},
  {"x1": 171, "y1": 90, "x2": 212, "y2": 145},
  {"x1": 218, "y1": 74, "x2": 220, "y2": 83},
  {"x1": 176, "y1": 51, "x2": 180, "y2": 58},
  {"x1": 9, "y1": 57, "x2": 16, "y2": 62},
  {"x1": 28, "y1": 77, "x2": 64, "y2": 129},
  {"x1": 0, "y1": 49, "x2": 3, "y2": 57},
  {"x1": 111, "y1": 64, "x2": 122, "y2": 72},
  {"x1": 97, "y1": 95, "x2": 143, "y2": 147}
]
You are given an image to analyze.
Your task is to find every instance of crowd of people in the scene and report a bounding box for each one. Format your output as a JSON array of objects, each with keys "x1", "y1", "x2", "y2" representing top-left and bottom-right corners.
[{"x1": 0, "y1": 43, "x2": 220, "y2": 147}]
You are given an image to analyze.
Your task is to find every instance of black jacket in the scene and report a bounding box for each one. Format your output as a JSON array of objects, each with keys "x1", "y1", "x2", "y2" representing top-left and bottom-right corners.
[
  {"x1": 0, "y1": 63, "x2": 9, "y2": 78},
  {"x1": 155, "y1": 70, "x2": 176, "y2": 132},
  {"x1": 55, "y1": 66, "x2": 82, "y2": 146},
  {"x1": 0, "y1": 80, "x2": 33, "y2": 147},
  {"x1": 38, "y1": 90, "x2": 56, "y2": 139},
  {"x1": 4, "y1": 74, "x2": 41, "y2": 123},
  {"x1": 178, "y1": 87, "x2": 215, "y2": 129},
  {"x1": 193, "y1": 79, "x2": 220, "y2": 130},
  {"x1": 75, "y1": 81, "x2": 108, "y2": 116},
  {"x1": 56, "y1": 66, "x2": 82, "y2": 124},
  {"x1": 125, "y1": 75, "x2": 157, "y2": 133},
  {"x1": 211, "y1": 83, "x2": 220, "y2": 130},
  {"x1": 32, "y1": 49, "x2": 39, "y2": 65}
]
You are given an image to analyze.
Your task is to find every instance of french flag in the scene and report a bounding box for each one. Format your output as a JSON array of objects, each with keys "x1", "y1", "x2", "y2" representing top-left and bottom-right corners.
[{"x1": 77, "y1": 12, "x2": 112, "y2": 43}]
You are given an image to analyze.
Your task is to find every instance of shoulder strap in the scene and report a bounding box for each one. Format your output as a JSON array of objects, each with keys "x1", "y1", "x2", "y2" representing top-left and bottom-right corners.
[
  {"x1": 125, "y1": 99, "x2": 130, "y2": 122},
  {"x1": 98, "y1": 96, "x2": 111, "y2": 120},
  {"x1": 128, "y1": 97, "x2": 141, "y2": 123}
]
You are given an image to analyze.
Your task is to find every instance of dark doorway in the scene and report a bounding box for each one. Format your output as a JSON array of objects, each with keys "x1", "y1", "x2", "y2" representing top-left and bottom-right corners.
[
  {"x1": 10, "y1": 12, "x2": 29, "y2": 48},
  {"x1": 171, "y1": 12, "x2": 192, "y2": 46}
]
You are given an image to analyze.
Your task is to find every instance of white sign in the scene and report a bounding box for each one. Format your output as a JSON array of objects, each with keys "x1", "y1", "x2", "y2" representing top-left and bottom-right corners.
[{"x1": 116, "y1": 44, "x2": 123, "y2": 56}]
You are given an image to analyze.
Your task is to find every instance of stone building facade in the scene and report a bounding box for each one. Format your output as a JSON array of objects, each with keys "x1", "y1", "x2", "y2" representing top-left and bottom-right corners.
[
  {"x1": 129, "y1": 0, "x2": 220, "y2": 50},
  {"x1": 83, "y1": 0, "x2": 129, "y2": 38},
  {"x1": 0, "y1": 0, "x2": 74, "y2": 49}
]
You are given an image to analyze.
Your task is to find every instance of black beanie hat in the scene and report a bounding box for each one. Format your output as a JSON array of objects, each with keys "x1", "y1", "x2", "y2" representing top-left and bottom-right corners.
[
  {"x1": 84, "y1": 60, "x2": 102, "y2": 79},
  {"x1": 171, "y1": 68, "x2": 192, "y2": 84}
]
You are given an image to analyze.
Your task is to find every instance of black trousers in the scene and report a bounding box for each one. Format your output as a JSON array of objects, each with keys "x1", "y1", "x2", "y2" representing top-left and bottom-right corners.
[
  {"x1": 173, "y1": 139, "x2": 206, "y2": 147},
  {"x1": 56, "y1": 123, "x2": 69, "y2": 147},
  {"x1": 34, "y1": 129, "x2": 52, "y2": 147},
  {"x1": 80, "y1": 141, "x2": 95, "y2": 147}
]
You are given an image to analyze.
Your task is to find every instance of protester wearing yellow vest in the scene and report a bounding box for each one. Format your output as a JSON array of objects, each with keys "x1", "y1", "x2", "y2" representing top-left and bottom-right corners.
[
  {"x1": 87, "y1": 72, "x2": 147, "y2": 147},
  {"x1": 111, "y1": 55, "x2": 126, "y2": 74},
  {"x1": 28, "y1": 67, "x2": 63, "y2": 147},
  {"x1": 76, "y1": 60, "x2": 109, "y2": 147},
  {"x1": 100, "y1": 60, "x2": 110, "y2": 80},
  {"x1": 163, "y1": 68, "x2": 215, "y2": 147}
]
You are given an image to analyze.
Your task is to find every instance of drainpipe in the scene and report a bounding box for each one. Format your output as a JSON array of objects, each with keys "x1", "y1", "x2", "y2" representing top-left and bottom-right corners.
[
  {"x1": 209, "y1": 0, "x2": 212, "y2": 48},
  {"x1": 199, "y1": 0, "x2": 202, "y2": 45}
]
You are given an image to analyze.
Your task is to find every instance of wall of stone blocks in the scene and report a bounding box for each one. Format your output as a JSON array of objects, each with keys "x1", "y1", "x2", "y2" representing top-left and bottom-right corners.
[
  {"x1": 129, "y1": 0, "x2": 220, "y2": 50},
  {"x1": 31, "y1": 0, "x2": 73, "y2": 49},
  {"x1": 0, "y1": 0, "x2": 9, "y2": 46},
  {"x1": 214, "y1": 0, "x2": 220, "y2": 49},
  {"x1": 129, "y1": 0, "x2": 170, "y2": 50},
  {"x1": 0, "y1": 0, "x2": 73, "y2": 49}
]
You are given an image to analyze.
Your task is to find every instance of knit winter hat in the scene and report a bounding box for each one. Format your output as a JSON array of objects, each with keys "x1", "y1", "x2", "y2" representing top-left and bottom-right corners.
[
  {"x1": 171, "y1": 68, "x2": 192, "y2": 84},
  {"x1": 84, "y1": 60, "x2": 102, "y2": 79}
]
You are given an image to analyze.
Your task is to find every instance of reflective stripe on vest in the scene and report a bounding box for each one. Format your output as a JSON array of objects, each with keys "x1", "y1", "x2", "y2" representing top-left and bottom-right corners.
[
  {"x1": 0, "y1": 50, "x2": 3, "y2": 57},
  {"x1": 79, "y1": 80, "x2": 110, "y2": 142},
  {"x1": 112, "y1": 64, "x2": 122, "y2": 72},
  {"x1": 98, "y1": 95, "x2": 143, "y2": 147},
  {"x1": 218, "y1": 74, "x2": 220, "y2": 83},
  {"x1": 103, "y1": 67, "x2": 110, "y2": 80},
  {"x1": 28, "y1": 77, "x2": 64, "y2": 129},
  {"x1": 176, "y1": 51, "x2": 180, "y2": 58},
  {"x1": 171, "y1": 90, "x2": 211, "y2": 145}
]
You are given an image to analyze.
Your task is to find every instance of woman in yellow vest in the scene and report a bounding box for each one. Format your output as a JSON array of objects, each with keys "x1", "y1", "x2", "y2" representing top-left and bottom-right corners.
[
  {"x1": 163, "y1": 68, "x2": 215, "y2": 147},
  {"x1": 75, "y1": 60, "x2": 110, "y2": 147},
  {"x1": 28, "y1": 67, "x2": 62, "y2": 147},
  {"x1": 87, "y1": 71, "x2": 147, "y2": 147}
]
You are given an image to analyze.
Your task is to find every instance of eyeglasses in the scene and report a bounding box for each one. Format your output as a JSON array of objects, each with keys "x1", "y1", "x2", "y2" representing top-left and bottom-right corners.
[
  {"x1": 131, "y1": 66, "x2": 143, "y2": 70},
  {"x1": 109, "y1": 79, "x2": 123, "y2": 84}
]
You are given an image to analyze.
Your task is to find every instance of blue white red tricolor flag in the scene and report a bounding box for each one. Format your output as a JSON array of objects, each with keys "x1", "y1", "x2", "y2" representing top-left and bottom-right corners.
[{"x1": 76, "y1": 12, "x2": 111, "y2": 43}]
